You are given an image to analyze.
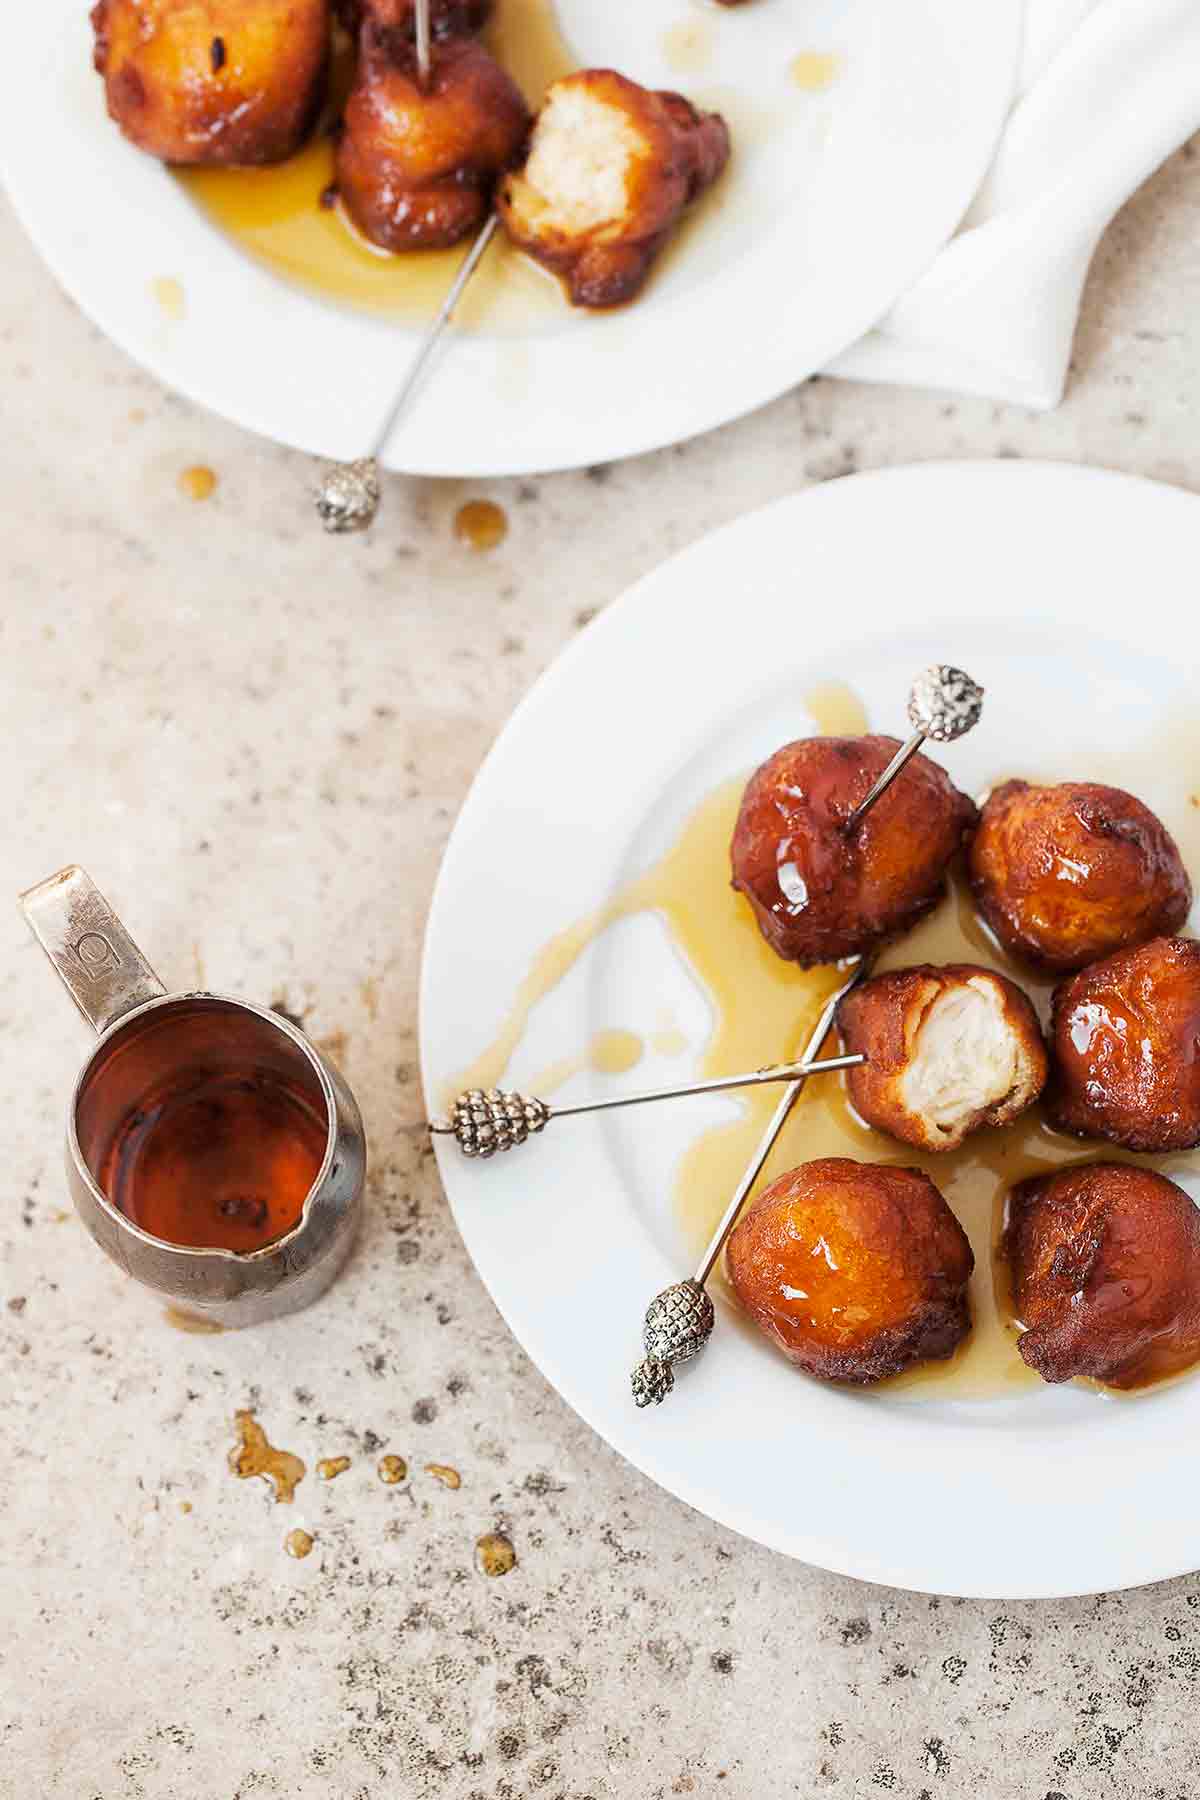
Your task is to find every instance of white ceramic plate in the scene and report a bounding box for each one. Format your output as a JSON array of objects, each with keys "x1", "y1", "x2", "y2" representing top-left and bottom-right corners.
[
  {"x1": 421, "y1": 462, "x2": 1200, "y2": 1598},
  {"x1": 0, "y1": 1, "x2": 1020, "y2": 476}
]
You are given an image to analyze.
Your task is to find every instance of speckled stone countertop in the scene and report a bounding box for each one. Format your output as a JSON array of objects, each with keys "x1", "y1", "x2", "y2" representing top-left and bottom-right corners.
[{"x1": 3, "y1": 140, "x2": 1200, "y2": 1800}]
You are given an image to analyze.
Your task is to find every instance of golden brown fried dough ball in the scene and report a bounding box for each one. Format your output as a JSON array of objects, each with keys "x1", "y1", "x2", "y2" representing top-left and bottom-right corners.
[
  {"x1": 498, "y1": 70, "x2": 730, "y2": 309},
  {"x1": 725, "y1": 1158, "x2": 973, "y2": 1383},
  {"x1": 91, "y1": 0, "x2": 329, "y2": 166},
  {"x1": 1004, "y1": 1162, "x2": 1200, "y2": 1388},
  {"x1": 336, "y1": 25, "x2": 528, "y2": 251},
  {"x1": 730, "y1": 735, "x2": 978, "y2": 968},
  {"x1": 968, "y1": 779, "x2": 1191, "y2": 974},
  {"x1": 837, "y1": 964, "x2": 1047, "y2": 1152},
  {"x1": 1046, "y1": 935, "x2": 1200, "y2": 1151}
]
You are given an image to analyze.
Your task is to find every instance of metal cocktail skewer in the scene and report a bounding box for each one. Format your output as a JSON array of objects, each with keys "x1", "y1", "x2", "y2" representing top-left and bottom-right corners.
[
  {"x1": 315, "y1": 212, "x2": 500, "y2": 533},
  {"x1": 630, "y1": 663, "x2": 985, "y2": 1406},
  {"x1": 429, "y1": 1052, "x2": 865, "y2": 1157},
  {"x1": 414, "y1": 0, "x2": 432, "y2": 87},
  {"x1": 845, "y1": 664, "x2": 985, "y2": 831}
]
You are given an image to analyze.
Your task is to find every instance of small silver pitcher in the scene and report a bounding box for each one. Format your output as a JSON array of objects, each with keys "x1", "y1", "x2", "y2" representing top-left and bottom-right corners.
[{"x1": 20, "y1": 866, "x2": 365, "y2": 1328}]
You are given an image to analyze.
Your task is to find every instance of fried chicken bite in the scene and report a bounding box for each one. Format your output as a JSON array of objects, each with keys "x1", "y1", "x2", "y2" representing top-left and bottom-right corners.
[
  {"x1": 1004, "y1": 1163, "x2": 1200, "y2": 1388},
  {"x1": 837, "y1": 964, "x2": 1047, "y2": 1152},
  {"x1": 730, "y1": 735, "x2": 978, "y2": 968},
  {"x1": 497, "y1": 70, "x2": 730, "y2": 308},
  {"x1": 725, "y1": 1158, "x2": 973, "y2": 1383},
  {"x1": 91, "y1": 0, "x2": 329, "y2": 166},
  {"x1": 336, "y1": 18, "x2": 528, "y2": 251},
  {"x1": 1046, "y1": 935, "x2": 1200, "y2": 1151},
  {"x1": 968, "y1": 779, "x2": 1191, "y2": 974}
]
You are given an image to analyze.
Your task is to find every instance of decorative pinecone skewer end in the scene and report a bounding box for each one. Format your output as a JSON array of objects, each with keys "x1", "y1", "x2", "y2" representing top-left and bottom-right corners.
[
  {"x1": 315, "y1": 458, "x2": 381, "y2": 533},
  {"x1": 632, "y1": 1358, "x2": 675, "y2": 1406},
  {"x1": 907, "y1": 665, "x2": 984, "y2": 742},
  {"x1": 434, "y1": 1088, "x2": 550, "y2": 1157},
  {"x1": 632, "y1": 1279, "x2": 716, "y2": 1407}
]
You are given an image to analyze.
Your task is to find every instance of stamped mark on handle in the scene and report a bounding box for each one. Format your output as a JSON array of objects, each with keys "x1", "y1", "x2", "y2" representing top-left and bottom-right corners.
[{"x1": 19, "y1": 865, "x2": 167, "y2": 1036}]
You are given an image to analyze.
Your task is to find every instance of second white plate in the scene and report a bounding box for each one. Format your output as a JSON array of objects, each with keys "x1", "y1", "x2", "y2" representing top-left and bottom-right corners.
[{"x1": 422, "y1": 462, "x2": 1200, "y2": 1597}]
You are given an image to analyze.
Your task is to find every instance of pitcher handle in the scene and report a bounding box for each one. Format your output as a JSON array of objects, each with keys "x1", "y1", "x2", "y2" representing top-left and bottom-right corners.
[{"x1": 19, "y1": 865, "x2": 166, "y2": 1036}]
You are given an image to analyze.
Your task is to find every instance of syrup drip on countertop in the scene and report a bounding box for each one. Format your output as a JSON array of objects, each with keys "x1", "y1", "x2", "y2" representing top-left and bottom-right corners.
[
  {"x1": 446, "y1": 682, "x2": 1200, "y2": 1402},
  {"x1": 454, "y1": 500, "x2": 508, "y2": 552},
  {"x1": 229, "y1": 1411, "x2": 307, "y2": 1502}
]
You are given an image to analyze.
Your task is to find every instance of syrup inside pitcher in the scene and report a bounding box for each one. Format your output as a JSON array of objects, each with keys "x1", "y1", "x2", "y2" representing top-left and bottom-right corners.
[{"x1": 75, "y1": 998, "x2": 331, "y2": 1254}]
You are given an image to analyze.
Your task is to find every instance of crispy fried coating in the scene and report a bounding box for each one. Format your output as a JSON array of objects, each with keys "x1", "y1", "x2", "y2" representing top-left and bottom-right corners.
[
  {"x1": 725, "y1": 1158, "x2": 973, "y2": 1384},
  {"x1": 497, "y1": 70, "x2": 730, "y2": 308},
  {"x1": 729, "y1": 735, "x2": 978, "y2": 968},
  {"x1": 1004, "y1": 1162, "x2": 1200, "y2": 1388},
  {"x1": 336, "y1": 25, "x2": 529, "y2": 251},
  {"x1": 837, "y1": 963, "x2": 1047, "y2": 1152},
  {"x1": 968, "y1": 779, "x2": 1191, "y2": 974},
  {"x1": 1046, "y1": 935, "x2": 1200, "y2": 1151},
  {"x1": 91, "y1": 0, "x2": 329, "y2": 166}
]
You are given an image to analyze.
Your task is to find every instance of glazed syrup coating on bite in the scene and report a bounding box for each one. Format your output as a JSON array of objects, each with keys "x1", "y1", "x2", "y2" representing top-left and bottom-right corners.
[
  {"x1": 336, "y1": 24, "x2": 529, "y2": 251},
  {"x1": 497, "y1": 70, "x2": 730, "y2": 309},
  {"x1": 837, "y1": 963, "x2": 1047, "y2": 1153},
  {"x1": 725, "y1": 1158, "x2": 974, "y2": 1384},
  {"x1": 1046, "y1": 935, "x2": 1200, "y2": 1152},
  {"x1": 729, "y1": 735, "x2": 978, "y2": 968},
  {"x1": 968, "y1": 779, "x2": 1191, "y2": 974},
  {"x1": 91, "y1": 0, "x2": 329, "y2": 166},
  {"x1": 1004, "y1": 1163, "x2": 1200, "y2": 1388}
]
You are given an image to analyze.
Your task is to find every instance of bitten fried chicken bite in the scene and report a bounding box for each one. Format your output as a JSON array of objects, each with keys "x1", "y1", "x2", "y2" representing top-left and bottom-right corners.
[
  {"x1": 497, "y1": 70, "x2": 730, "y2": 308},
  {"x1": 336, "y1": 19, "x2": 528, "y2": 251},
  {"x1": 837, "y1": 964, "x2": 1047, "y2": 1152},
  {"x1": 968, "y1": 779, "x2": 1191, "y2": 974},
  {"x1": 1004, "y1": 1163, "x2": 1200, "y2": 1388},
  {"x1": 726, "y1": 1158, "x2": 973, "y2": 1383},
  {"x1": 1046, "y1": 935, "x2": 1200, "y2": 1151},
  {"x1": 730, "y1": 735, "x2": 978, "y2": 967},
  {"x1": 91, "y1": 0, "x2": 329, "y2": 166}
]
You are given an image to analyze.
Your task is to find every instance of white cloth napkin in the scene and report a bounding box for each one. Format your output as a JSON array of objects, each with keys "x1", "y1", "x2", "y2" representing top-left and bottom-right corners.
[{"x1": 825, "y1": 0, "x2": 1200, "y2": 410}]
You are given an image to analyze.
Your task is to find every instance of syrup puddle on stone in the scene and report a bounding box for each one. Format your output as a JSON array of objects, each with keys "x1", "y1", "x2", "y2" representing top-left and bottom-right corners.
[
  {"x1": 229, "y1": 1411, "x2": 306, "y2": 1503},
  {"x1": 476, "y1": 1531, "x2": 517, "y2": 1576},
  {"x1": 443, "y1": 683, "x2": 1200, "y2": 1403},
  {"x1": 454, "y1": 500, "x2": 509, "y2": 552},
  {"x1": 163, "y1": 1306, "x2": 225, "y2": 1335}
]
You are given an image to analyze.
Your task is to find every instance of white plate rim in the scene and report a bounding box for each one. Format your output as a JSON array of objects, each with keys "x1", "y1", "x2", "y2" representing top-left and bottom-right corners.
[
  {"x1": 0, "y1": 1, "x2": 1022, "y2": 476},
  {"x1": 420, "y1": 460, "x2": 1200, "y2": 1598}
]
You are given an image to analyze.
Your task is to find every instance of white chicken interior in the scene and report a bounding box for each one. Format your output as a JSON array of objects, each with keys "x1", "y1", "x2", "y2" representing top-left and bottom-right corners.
[
  {"x1": 520, "y1": 87, "x2": 640, "y2": 232},
  {"x1": 900, "y1": 977, "x2": 1019, "y2": 1138}
]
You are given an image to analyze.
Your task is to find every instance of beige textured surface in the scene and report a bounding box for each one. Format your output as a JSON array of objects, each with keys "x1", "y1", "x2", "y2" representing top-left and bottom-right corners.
[{"x1": 3, "y1": 139, "x2": 1200, "y2": 1799}]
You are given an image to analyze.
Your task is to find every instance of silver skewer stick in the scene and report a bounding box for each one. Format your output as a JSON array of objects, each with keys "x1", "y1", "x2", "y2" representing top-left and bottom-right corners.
[
  {"x1": 414, "y1": 0, "x2": 432, "y2": 87},
  {"x1": 844, "y1": 665, "x2": 985, "y2": 832},
  {"x1": 631, "y1": 961, "x2": 871, "y2": 1406},
  {"x1": 314, "y1": 213, "x2": 501, "y2": 533},
  {"x1": 429, "y1": 1051, "x2": 865, "y2": 1156}
]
